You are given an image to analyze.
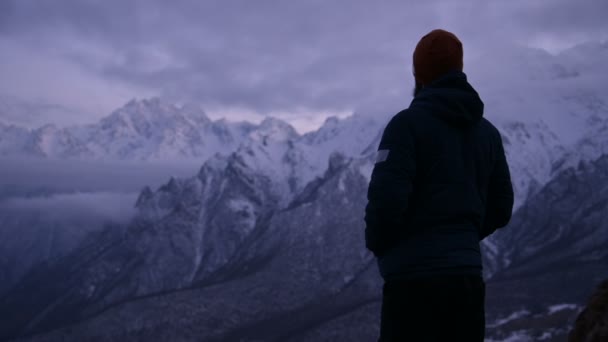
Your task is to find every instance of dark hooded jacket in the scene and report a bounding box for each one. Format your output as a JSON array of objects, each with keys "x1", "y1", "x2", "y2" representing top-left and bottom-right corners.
[{"x1": 364, "y1": 71, "x2": 514, "y2": 279}]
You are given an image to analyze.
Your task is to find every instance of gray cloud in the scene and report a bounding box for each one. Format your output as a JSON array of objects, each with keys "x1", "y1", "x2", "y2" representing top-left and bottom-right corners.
[
  {"x1": 514, "y1": 0, "x2": 608, "y2": 32},
  {"x1": 0, "y1": 157, "x2": 201, "y2": 194},
  {"x1": 0, "y1": 0, "x2": 607, "y2": 127}
]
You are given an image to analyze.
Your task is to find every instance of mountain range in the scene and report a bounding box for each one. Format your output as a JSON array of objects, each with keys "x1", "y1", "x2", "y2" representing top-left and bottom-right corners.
[{"x1": 0, "y1": 42, "x2": 607, "y2": 341}]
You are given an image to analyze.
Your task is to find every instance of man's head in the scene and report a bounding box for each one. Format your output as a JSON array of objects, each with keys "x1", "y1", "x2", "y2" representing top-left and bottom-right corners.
[{"x1": 413, "y1": 29, "x2": 464, "y2": 87}]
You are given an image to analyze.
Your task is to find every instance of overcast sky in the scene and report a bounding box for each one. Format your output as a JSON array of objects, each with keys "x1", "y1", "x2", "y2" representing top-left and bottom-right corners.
[{"x1": 1, "y1": 0, "x2": 607, "y2": 132}]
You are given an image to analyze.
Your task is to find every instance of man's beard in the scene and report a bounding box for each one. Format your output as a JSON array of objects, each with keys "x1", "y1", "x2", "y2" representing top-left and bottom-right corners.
[{"x1": 412, "y1": 81, "x2": 423, "y2": 97}]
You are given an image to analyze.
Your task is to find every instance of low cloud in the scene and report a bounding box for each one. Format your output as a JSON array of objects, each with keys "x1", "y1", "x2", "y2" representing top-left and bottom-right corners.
[
  {"x1": 0, "y1": 190, "x2": 140, "y2": 292},
  {"x1": 0, "y1": 191, "x2": 138, "y2": 223},
  {"x1": 0, "y1": 157, "x2": 201, "y2": 194},
  {"x1": 0, "y1": 157, "x2": 201, "y2": 232},
  {"x1": 0, "y1": 158, "x2": 191, "y2": 279}
]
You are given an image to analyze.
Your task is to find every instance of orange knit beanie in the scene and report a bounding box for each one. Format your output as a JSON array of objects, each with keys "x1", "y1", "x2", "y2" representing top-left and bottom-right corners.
[{"x1": 413, "y1": 29, "x2": 463, "y2": 86}]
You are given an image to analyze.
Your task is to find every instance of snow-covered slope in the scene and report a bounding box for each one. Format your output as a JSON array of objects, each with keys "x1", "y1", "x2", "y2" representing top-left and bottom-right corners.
[
  {"x1": 484, "y1": 155, "x2": 608, "y2": 279},
  {"x1": 482, "y1": 155, "x2": 608, "y2": 341}
]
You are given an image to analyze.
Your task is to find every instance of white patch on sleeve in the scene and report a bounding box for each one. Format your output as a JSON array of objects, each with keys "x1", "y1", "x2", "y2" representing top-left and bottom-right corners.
[{"x1": 375, "y1": 149, "x2": 389, "y2": 164}]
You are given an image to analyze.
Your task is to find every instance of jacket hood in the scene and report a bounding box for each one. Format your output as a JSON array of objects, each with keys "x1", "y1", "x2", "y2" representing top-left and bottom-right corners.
[{"x1": 411, "y1": 71, "x2": 484, "y2": 126}]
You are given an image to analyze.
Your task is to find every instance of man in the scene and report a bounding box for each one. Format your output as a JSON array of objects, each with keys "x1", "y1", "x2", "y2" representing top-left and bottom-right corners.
[{"x1": 364, "y1": 29, "x2": 514, "y2": 341}]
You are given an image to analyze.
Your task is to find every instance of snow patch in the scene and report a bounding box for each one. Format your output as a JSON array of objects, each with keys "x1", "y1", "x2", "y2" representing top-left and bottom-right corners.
[
  {"x1": 338, "y1": 174, "x2": 346, "y2": 192},
  {"x1": 227, "y1": 198, "x2": 256, "y2": 232},
  {"x1": 227, "y1": 198, "x2": 253, "y2": 212},
  {"x1": 547, "y1": 303, "x2": 579, "y2": 315},
  {"x1": 488, "y1": 310, "x2": 531, "y2": 328}
]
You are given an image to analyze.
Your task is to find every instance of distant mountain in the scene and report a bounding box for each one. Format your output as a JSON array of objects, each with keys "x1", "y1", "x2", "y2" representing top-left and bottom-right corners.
[{"x1": 0, "y1": 98, "x2": 261, "y2": 161}]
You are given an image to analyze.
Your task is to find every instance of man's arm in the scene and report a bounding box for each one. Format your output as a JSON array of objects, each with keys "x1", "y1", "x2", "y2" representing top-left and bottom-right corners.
[
  {"x1": 479, "y1": 132, "x2": 514, "y2": 240},
  {"x1": 364, "y1": 115, "x2": 416, "y2": 256}
]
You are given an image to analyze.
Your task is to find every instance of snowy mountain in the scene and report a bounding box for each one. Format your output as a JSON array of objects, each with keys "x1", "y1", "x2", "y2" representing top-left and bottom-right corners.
[
  {"x1": 0, "y1": 152, "x2": 377, "y2": 341},
  {"x1": 5, "y1": 152, "x2": 606, "y2": 341}
]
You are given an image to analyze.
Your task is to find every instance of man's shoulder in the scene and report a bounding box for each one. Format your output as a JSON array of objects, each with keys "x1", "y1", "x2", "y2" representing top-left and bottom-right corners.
[
  {"x1": 388, "y1": 107, "x2": 427, "y2": 127},
  {"x1": 378, "y1": 109, "x2": 420, "y2": 147}
]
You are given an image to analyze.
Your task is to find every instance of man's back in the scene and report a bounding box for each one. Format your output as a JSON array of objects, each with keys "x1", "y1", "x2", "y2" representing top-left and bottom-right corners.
[
  {"x1": 365, "y1": 71, "x2": 513, "y2": 279},
  {"x1": 365, "y1": 29, "x2": 514, "y2": 342}
]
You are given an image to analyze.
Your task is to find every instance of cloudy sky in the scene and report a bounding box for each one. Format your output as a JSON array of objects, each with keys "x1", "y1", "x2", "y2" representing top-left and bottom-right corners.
[{"x1": 0, "y1": 0, "x2": 607, "y2": 132}]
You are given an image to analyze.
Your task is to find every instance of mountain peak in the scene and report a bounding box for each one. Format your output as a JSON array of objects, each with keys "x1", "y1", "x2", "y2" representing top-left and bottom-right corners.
[
  {"x1": 250, "y1": 116, "x2": 299, "y2": 143},
  {"x1": 118, "y1": 97, "x2": 174, "y2": 116},
  {"x1": 136, "y1": 186, "x2": 154, "y2": 208},
  {"x1": 124, "y1": 97, "x2": 164, "y2": 108},
  {"x1": 109, "y1": 98, "x2": 212, "y2": 126},
  {"x1": 323, "y1": 116, "x2": 340, "y2": 126},
  {"x1": 179, "y1": 102, "x2": 211, "y2": 122},
  {"x1": 35, "y1": 123, "x2": 59, "y2": 134},
  {"x1": 259, "y1": 116, "x2": 296, "y2": 130}
]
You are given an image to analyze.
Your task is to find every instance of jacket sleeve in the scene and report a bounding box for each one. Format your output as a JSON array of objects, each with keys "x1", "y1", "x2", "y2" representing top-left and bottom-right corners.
[
  {"x1": 364, "y1": 115, "x2": 416, "y2": 256},
  {"x1": 480, "y1": 132, "x2": 514, "y2": 240}
]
